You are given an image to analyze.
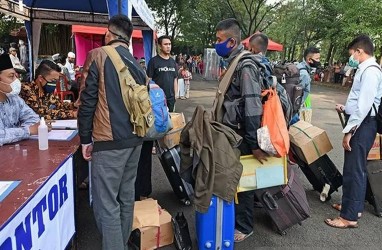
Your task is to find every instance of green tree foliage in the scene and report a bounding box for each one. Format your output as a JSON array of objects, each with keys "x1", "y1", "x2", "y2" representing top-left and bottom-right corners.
[
  {"x1": 225, "y1": 0, "x2": 284, "y2": 38},
  {"x1": 148, "y1": 0, "x2": 382, "y2": 61},
  {"x1": 146, "y1": 0, "x2": 187, "y2": 42}
]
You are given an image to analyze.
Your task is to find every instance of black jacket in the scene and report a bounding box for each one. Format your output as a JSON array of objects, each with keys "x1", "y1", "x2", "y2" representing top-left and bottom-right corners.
[
  {"x1": 78, "y1": 42, "x2": 147, "y2": 151},
  {"x1": 223, "y1": 45, "x2": 263, "y2": 153}
]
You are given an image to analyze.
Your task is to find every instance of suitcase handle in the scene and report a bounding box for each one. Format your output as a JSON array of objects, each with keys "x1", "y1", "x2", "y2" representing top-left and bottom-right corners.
[{"x1": 262, "y1": 191, "x2": 279, "y2": 210}]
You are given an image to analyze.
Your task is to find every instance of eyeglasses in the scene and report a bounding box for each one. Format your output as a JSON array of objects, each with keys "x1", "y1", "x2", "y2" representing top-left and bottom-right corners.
[{"x1": 42, "y1": 75, "x2": 57, "y2": 83}]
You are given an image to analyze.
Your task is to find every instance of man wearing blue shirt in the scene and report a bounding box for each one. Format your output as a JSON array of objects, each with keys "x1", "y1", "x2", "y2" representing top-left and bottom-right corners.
[
  {"x1": 326, "y1": 35, "x2": 382, "y2": 229},
  {"x1": 0, "y1": 53, "x2": 39, "y2": 146}
]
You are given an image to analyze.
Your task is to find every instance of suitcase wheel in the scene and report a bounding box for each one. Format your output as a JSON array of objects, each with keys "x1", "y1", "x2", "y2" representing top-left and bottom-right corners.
[{"x1": 278, "y1": 230, "x2": 287, "y2": 236}]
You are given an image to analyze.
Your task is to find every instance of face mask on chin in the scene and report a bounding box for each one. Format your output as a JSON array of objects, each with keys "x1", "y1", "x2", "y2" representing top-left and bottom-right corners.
[
  {"x1": 215, "y1": 38, "x2": 235, "y2": 58},
  {"x1": 0, "y1": 78, "x2": 21, "y2": 97}
]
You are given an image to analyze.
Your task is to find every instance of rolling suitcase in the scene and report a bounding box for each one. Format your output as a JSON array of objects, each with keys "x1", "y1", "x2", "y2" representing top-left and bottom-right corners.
[
  {"x1": 195, "y1": 195, "x2": 234, "y2": 250},
  {"x1": 294, "y1": 153, "x2": 343, "y2": 201},
  {"x1": 365, "y1": 161, "x2": 382, "y2": 217},
  {"x1": 157, "y1": 144, "x2": 193, "y2": 205},
  {"x1": 254, "y1": 167, "x2": 310, "y2": 235}
]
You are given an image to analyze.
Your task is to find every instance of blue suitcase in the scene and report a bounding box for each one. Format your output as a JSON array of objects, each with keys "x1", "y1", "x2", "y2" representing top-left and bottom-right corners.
[{"x1": 195, "y1": 196, "x2": 234, "y2": 250}]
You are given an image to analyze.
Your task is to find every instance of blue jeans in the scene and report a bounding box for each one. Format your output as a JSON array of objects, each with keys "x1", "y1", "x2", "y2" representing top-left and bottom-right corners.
[{"x1": 341, "y1": 117, "x2": 377, "y2": 221}]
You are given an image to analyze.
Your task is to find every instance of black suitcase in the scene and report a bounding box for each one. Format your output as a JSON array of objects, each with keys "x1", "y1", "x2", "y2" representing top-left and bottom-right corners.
[
  {"x1": 157, "y1": 145, "x2": 193, "y2": 205},
  {"x1": 365, "y1": 161, "x2": 382, "y2": 217},
  {"x1": 254, "y1": 167, "x2": 310, "y2": 235},
  {"x1": 294, "y1": 153, "x2": 343, "y2": 201}
]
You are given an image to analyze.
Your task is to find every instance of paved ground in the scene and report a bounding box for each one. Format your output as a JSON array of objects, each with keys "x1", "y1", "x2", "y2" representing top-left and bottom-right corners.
[{"x1": 76, "y1": 75, "x2": 382, "y2": 249}]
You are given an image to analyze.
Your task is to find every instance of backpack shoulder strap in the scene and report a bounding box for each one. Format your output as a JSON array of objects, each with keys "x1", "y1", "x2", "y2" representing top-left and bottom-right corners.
[
  {"x1": 217, "y1": 51, "x2": 251, "y2": 95},
  {"x1": 299, "y1": 67, "x2": 308, "y2": 72}
]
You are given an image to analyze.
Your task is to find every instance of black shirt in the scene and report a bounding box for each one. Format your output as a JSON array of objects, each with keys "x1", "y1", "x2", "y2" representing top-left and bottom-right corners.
[{"x1": 147, "y1": 55, "x2": 177, "y2": 101}]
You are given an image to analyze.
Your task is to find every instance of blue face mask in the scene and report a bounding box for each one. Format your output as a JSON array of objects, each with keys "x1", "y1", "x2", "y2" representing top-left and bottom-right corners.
[
  {"x1": 215, "y1": 38, "x2": 235, "y2": 58},
  {"x1": 43, "y1": 82, "x2": 57, "y2": 94},
  {"x1": 348, "y1": 54, "x2": 359, "y2": 68}
]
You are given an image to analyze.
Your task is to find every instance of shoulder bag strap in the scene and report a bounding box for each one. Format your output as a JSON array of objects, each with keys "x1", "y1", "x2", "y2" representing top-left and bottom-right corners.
[
  {"x1": 102, "y1": 45, "x2": 138, "y2": 86},
  {"x1": 211, "y1": 50, "x2": 251, "y2": 122},
  {"x1": 102, "y1": 45, "x2": 136, "y2": 113}
]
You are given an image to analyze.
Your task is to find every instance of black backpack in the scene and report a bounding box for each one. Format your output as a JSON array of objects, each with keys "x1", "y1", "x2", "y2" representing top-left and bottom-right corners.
[
  {"x1": 237, "y1": 55, "x2": 293, "y2": 125},
  {"x1": 273, "y1": 63, "x2": 304, "y2": 115}
]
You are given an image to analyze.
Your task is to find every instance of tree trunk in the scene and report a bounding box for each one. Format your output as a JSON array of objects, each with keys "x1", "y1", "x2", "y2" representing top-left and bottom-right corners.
[{"x1": 325, "y1": 41, "x2": 333, "y2": 64}]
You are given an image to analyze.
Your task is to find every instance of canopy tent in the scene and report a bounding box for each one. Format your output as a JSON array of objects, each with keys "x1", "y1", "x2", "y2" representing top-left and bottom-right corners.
[
  {"x1": 0, "y1": 0, "x2": 156, "y2": 78},
  {"x1": 241, "y1": 34, "x2": 284, "y2": 51},
  {"x1": 72, "y1": 25, "x2": 146, "y2": 66}
]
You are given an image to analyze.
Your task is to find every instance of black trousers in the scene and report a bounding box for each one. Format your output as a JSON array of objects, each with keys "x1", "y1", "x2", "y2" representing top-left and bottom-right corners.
[
  {"x1": 134, "y1": 140, "x2": 153, "y2": 200},
  {"x1": 134, "y1": 100, "x2": 175, "y2": 200}
]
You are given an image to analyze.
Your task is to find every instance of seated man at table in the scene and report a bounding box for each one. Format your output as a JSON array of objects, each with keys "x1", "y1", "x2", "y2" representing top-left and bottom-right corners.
[
  {"x1": 19, "y1": 60, "x2": 77, "y2": 120},
  {"x1": 0, "y1": 53, "x2": 40, "y2": 146}
]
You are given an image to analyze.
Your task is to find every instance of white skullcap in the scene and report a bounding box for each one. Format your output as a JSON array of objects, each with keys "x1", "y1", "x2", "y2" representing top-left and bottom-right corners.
[
  {"x1": 52, "y1": 53, "x2": 60, "y2": 61},
  {"x1": 67, "y1": 52, "x2": 75, "y2": 58}
]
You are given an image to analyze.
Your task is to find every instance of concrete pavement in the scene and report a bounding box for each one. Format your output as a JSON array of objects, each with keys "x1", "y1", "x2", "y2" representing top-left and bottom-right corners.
[{"x1": 76, "y1": 75, "x2": 382, "y2": 250}]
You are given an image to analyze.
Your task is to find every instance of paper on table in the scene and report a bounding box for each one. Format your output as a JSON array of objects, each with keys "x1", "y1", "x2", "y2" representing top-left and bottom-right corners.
[
  {"x1": 30, "y1": 130, "x2": 78, "y2": 141},
  {"x1": 51, "y1": 119, "x2": 77, "y2": 129},
  {"x1": 0, "y1": 181, "x2": 21, "y2": 202}
]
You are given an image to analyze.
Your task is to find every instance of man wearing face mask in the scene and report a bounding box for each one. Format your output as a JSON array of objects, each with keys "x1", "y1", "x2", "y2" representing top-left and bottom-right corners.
[
  {"x1": 297, "y1": 47, "x2": 320, "y2": 105},
  {"x1": 0, "y1": 53, "x2": 39, "y2": 146},
  {"x1": 19, "y1": 60, "x2": 77, "y2": 120},
  {"x1": 213, "y1": 18, "x2": 264, "y2": 243},
  {"x1": 326, "y1": 35, "x2": 382, "y2": 229}
]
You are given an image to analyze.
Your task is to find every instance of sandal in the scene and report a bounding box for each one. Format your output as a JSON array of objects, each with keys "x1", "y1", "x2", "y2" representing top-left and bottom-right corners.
[
  {"x1": 79, "y1": 181, "x2": 88, "y2": 190},
  {"x1": 324, "y1": 217, "x2": 358, "y2": 229},
  {"x1": 331, "y1": 203, "x2": 362, "y2": 218},
  {"x1": 234, "y1": 229, "x2": 253, "y2": 243}
]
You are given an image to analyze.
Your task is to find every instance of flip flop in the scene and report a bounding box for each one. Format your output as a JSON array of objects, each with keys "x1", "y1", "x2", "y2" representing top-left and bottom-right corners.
[
  {"x1": 331, "y1": 203, "x2": 362, "y2": 218},
  {"x1": 324, "y1": 217, "x2": 358, "y2": 229},
  {"x1": 234, "y1": 229, "x2": 253, "y2": 243}
]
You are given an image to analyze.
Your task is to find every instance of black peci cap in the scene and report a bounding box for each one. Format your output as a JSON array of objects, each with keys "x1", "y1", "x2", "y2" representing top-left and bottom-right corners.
[{"x1": 0, "y1": 54, "x2": 14, "y2": 71}]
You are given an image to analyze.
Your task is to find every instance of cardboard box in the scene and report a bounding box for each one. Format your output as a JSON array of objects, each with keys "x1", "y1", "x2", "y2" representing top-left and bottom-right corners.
[
  {"x1": 129, "y1": 200, "x2": 174, "y2": 250},
  {"x1": 158, "y1": 113, "x2": 186, "y2": 149},
  {"x1": 289, "y1": 121, "x2": 333, "y2": 164},
  {"x1": 367, "y1": 134, "x2": 381, "y2": 160}
]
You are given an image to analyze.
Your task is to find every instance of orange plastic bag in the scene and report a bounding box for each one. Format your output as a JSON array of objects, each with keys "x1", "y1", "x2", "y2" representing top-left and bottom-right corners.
[{"x1": 261, "y1": 88, "x2": 290, "y2": 157}]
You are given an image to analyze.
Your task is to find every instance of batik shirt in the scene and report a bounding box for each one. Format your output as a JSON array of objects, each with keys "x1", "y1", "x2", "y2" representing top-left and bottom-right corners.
[
  {"x1": 20, "y1": 82, "x2": 76, "y2": 120},
  {"x1": 0, "y1": 95, "x2": 39, "y2": 146}
]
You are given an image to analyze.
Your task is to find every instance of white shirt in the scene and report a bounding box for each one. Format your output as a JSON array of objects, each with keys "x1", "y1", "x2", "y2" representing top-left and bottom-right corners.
[
  {"x1": 343, "y1": 57, "x2": 382, "y2": 133},
  {"x1": 65, "y1": 59, "x2": 75, "y2": 80},
  {"x1": 9, "y1": 54, "x2": 23, "y2": 70}
]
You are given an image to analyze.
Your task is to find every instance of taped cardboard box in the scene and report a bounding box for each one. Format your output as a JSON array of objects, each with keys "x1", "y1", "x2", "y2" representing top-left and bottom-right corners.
[
  {"x1": 289, "y1": 121, "x2": 333, "y2": 164},
  {"x1": 129, "y1": 199, "x2": 174, "y2": 250},
  {"x1": 158, "y1": 113, "x2": 186, "y2": 149},
  {"x1": 367, "y1": 134, "x2": 381, "y2": 160}
]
